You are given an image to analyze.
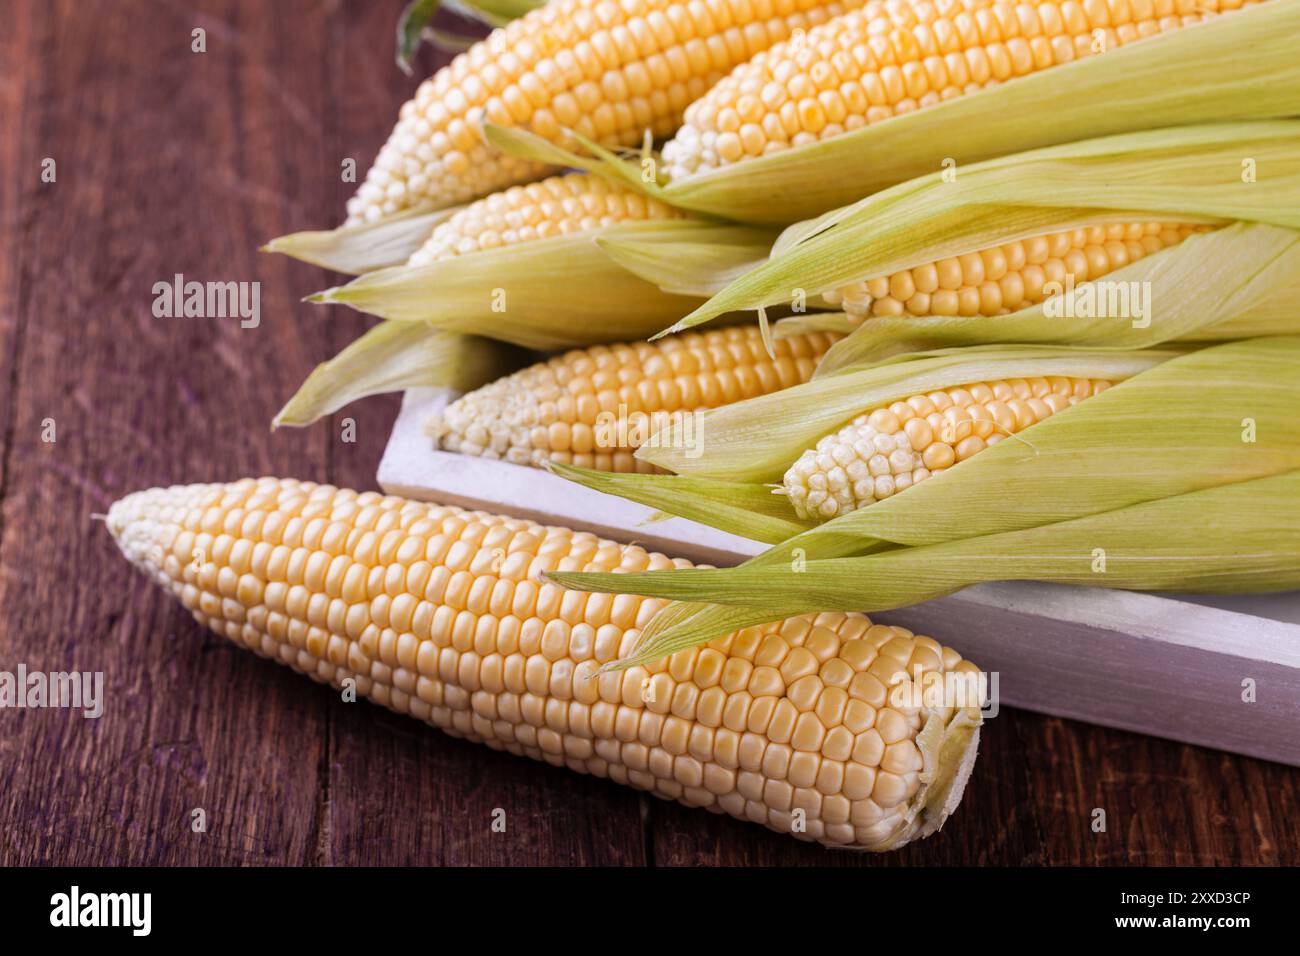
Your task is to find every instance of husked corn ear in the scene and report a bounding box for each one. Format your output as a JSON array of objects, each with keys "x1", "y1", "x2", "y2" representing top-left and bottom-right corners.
[
  {"x1": 408, "y1": 173, "x2": 685, "y2": 266},
  {"x1": 432, "y1": 325, "x2": 842, "y2": 472},
  {"x1": 782, "y1": 375, "x2": 1110, "y2": 519},
  {"x1": 662, "y1": 0, "x2": 1260, "y2": 180},
  {"x1": 107, "y1": 478, "x2": 983, "y2": 850},
  {"x1": 822, "y1": 222, "x2": 1215, "y2": 320},
  {"x1": 346, "y1": 0, "x2": 852, "y2": 224}
]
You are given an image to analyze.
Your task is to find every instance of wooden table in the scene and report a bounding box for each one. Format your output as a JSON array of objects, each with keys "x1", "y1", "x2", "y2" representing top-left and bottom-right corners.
[{"x1": 1, "y1": 0, "x2": 1296, "y2": 866}]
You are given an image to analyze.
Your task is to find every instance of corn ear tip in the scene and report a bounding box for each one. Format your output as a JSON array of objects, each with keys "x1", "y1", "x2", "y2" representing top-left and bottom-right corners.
[
  {"x1": 270, "y1": 408, "x2": 309, "y2": 429},
  {"x1": 649, "y1": 322, "x2": 685, "y2": 341},
  {"x1": 756, "y1": 307, "x2": 775, "y2": 359},
  {"x1": 547, "y1": 460, "x2": 600, "y2": 483},
  {"x1": 544, "y1": 568, "x2": 588, "y2": 587},
  {"x1": 593, "y1": 658, "x2": 635, "y2": 676}
]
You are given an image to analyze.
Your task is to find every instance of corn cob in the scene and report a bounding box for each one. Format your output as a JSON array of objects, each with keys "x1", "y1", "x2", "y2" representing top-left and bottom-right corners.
[
  {"x1": 432, "y1": 325, "x2": 842, "y2": 472},
  {"x1": 346, "y1": 0, "x2": 853, "y2": 224},
  {"x1": 782, "y1": 375, "x2": 1111, "y2": 519},
  {"x1": 661, "y1": 0, "x2": 1261, "y2": 181},
  {"x1": 407, "y1": 172, "x2": 685, "y2": 266},
  {"x1": 822, "y1": 222, "x2": 1214, "y2": 321},
  {"x1": 106, "y1": 478, "x2": 983, "y2": 850}
]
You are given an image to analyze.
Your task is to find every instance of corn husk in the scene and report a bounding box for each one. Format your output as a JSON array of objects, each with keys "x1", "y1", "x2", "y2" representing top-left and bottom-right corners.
[
  {"x1": 647, "y1": 338, "x2": 1300, "y2": 541},
  {"x1": 593, "y1": 224, "x2": 780, "y2": 297},
  {"x1": 274, "y1": 321, "x2": 526, "y2": 427},
  {"x1": 449, "y1": 0, "x2": 544, "y2": 24},
  {"x1": 670, "y1": 121, "x2": 1300, "y2": 334},
  {"x1": 263, "y1": 204, "x2": 463, "y2": 275},
  {"x1": 641, "y1": 345, "x2": 1176, "y2": 481},
  {"x1": 548, "y1": 463, "x2": 815, "y2": 544},
  {"x1": 307, "y1": 219, "x2": 771, "y2": 350},
  {"x1": 553, "y1": 469, "x2": 1300, "y2": 667},
  {"x1": 785, "y1": 222, "x2": 1300, "y2": 373},
  {"x1": 397, "y1": 0, "x2": 546, "y2": 69},
  {"x1": 548, "y1": 337, "x2": 1300, "y2": 666},
  {"x1": 552, "y1": 343, "x2": 1180, "y2": 537},
  {"x1": 484, "y1": 3, "x2": 1300, "y2": 224}
]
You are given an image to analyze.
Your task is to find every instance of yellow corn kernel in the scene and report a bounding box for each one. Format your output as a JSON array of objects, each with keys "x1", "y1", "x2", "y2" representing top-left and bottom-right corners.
[
  {"x1": 407, "y1": 172, "x2": 685, "y2": 266},
  {"x1": 347, "y1": 0, "x2": 852, "y2": 224},
  {"x1": 431, "y1": 325, "x2": 842, "y2": 472},
  {"x1": 662, "y1": 0, "x2": 1261, "y2": 180},
  {"x1": 782, "y1": 376, "x2": 1112, "y2": 519},
  {"x1": 107, "y1": 478, "x2": 983, "y2": 850},
  {"x1": 822, "y1": 222, "x2": 1217, "y2": 320}
]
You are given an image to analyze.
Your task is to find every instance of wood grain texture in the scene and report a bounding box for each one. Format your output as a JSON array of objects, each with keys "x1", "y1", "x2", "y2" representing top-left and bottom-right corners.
[{"x1": 0, "y1": 0, "x2": 1296, "y2": 866}]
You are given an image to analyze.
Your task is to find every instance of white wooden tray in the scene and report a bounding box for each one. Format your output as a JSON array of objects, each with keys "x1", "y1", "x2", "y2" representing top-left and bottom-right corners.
[{"x1": 380, "y1": 388, "x2": 1300, "y2": 767}]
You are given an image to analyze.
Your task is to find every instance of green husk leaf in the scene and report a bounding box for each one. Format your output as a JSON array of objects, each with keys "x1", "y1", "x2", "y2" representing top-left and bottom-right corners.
[
  {"x1": 641, "y1": 345, "x2": 1175, "y2": 480},
  {"x1": 659, "y1": 2, "x2": 1300, "y2": 223},
  {"x1": 448, "y1": 0, "x2": 546, "y2": 27},
  {"x1": 593, "y1": 224, "x2": 778, "y2": 297},
  {"x1": 638, "y1": 511, "x2": 677, "y2": 526},
  {"x1": 397, "y1": 0, "x2": 545, "y2": 71},
  {"x1": 556, "y1": 468, "x2": 1300, "y2": 665},
  {"x1": 273, "y1": 321, "x2": 526, "y2": 427},
  {"x1": 650, "y1": 338, "x2": 1300, "y2": 550},
  {"x1": 673, "y1": 120, "x2": 1300, "y2": 331},
  {"x1": 814, "y1": 222, "x2": 1300, "y2": 373},
  {"x1": 598, "y1": 532, "x2": 907, "y2": 673},
  {"x1": 807, "y1": 336, "x2": 1300, "y2": 545},
  {"x1": 548, "y1": 463, "x2": 814, "y2": 544},
  {"x1": 552, "y1": 469, "x2": 1300, "y2": 620},
  {"x1": 396, "y1": 0, "x2": 439, "y2": 74},
  {"x1": 420, "y1": 26, "x2": 487, "y2": 52},
  {"x1": 309, "y1": 220, "x2": 758, "y2": 350},
  {"x1": 772, "y1": 312, "x2": 859, "y2": 339},
  {"x1": 263, "y1": 204, "x2": 461, "y2": 275},
  {"x1": 480, "y1": 121, "x2": 664, "y2": 196},
  {"x1": 627, "y1": 603, "x2": 786, "y2": 668}
]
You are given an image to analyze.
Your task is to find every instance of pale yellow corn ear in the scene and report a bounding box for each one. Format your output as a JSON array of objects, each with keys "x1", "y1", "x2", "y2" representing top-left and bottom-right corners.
[
  {"x1": 432, "y1": 325, "x2": 842, "y2": 472},
  {"x1": 347, "y1": 0, "x2": 853, "y2": 224},
  {"x1": 822, "y1": 221, "x2": 1214, "y2": 320},
  {"x1": 782, "y1": 375, "x2": 1111, "y2": 519},
  {"x1": 662, "y1": 0, "x2": 1263, "y2": 181},
  {"x1": 106, "y1": 478, "x2": 983, "y2": 850},
  {"x1": 407, "y1": 172, "x2": 685, "y2": 266}
]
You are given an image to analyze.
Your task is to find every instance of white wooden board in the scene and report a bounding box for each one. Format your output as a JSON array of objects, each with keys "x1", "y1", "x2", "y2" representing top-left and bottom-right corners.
[{"x1": 380, "y1": 387, "x2": 1300, "y2": 766}]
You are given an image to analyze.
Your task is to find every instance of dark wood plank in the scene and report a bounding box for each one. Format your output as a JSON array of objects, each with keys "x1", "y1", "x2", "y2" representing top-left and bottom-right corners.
[
  {"x1": 0, "y1": 0, "x2": 32, "y2": 488},
  {"x1": 1016, "y1": 715, "x2": 1300, "y2": 865},
  {"x1": 0, "y1": 0, "x2": 331, "y2": 865}
]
